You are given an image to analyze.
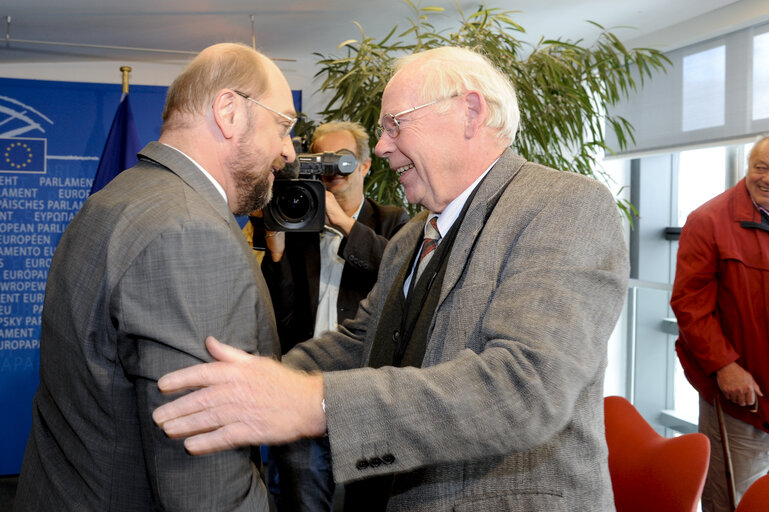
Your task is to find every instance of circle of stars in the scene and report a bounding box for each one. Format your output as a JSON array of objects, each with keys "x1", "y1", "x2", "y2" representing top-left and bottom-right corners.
[{"x1": 4, "y1": 141, "x2": 34, "y2": 169}]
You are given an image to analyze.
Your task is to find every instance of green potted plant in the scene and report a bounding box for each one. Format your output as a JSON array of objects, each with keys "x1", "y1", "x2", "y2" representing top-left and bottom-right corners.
[{"x1": 308, "y1": 1, "x2": 670, "y2": 218}]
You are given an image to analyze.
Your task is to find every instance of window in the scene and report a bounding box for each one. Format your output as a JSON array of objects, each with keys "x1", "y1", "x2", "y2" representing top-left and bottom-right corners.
[
  {"x1": 682, "y1": 46, "x2": 726, "y2": 132},
  {"x1": 677, "y1": 147, "x2": 727, "y2": 226},
  {"x1": 753, "y1": 32, "x2": 769, "y2": 120},
  {"x1": 673, "y1": 146, "x2": 730, "y2": 421}
]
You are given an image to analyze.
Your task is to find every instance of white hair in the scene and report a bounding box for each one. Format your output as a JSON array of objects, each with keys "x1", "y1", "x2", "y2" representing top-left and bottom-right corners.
[{"x1": 393, "y1": 46, "x2": 519, "y2": 144}]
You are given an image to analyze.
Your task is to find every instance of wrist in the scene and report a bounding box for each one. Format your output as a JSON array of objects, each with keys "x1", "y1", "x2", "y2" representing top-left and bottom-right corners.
[
  {"x1": 329, "y1": 216, "x2": 355, "y2": 236},
  {"x1": 305, "y1": 373, "x2": 327, "y2": 437}
]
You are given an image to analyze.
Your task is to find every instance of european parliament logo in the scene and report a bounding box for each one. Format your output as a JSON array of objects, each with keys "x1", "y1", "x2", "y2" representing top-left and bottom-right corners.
[{"x1": 1, "y1": 137, "x2": 46, "y2": 173}]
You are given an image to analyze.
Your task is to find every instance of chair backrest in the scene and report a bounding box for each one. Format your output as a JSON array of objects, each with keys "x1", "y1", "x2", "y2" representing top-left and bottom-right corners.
[
  {"x1": 604, "y1": 395, "x2": 710, "y2": 512},
  {"x1": 735, "y1": 473, "x2": 769, "y2": 512}
]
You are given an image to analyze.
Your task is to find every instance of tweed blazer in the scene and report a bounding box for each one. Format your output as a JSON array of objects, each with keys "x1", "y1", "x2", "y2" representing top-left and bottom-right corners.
[
  {"x1": 15, "y1": 142, "x2": 277, "y2": 511},
  {"x1": 284, "y1": 148, "x2": 629, "y2": 511}
]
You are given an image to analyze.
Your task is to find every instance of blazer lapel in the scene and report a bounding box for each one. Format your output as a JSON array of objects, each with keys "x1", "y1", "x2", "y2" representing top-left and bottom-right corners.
[
  {"x1": 438, "y1": 148, "x2": 526, "y2": 306},
  {"x1": 356, "y1": 198, "x2": 376, "y2": 229}
]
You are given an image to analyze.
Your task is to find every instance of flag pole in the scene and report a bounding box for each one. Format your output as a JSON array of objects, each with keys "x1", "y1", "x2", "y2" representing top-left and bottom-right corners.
[
  {"x1": 120, "y1": 66, "x2": 131, "y2": 95},
  {"x1": 250, "y1": 15, "x2": 256, "y2": 50},
  {"x1": 89, "y1": 66, "x2": 141, "y2": 195}
]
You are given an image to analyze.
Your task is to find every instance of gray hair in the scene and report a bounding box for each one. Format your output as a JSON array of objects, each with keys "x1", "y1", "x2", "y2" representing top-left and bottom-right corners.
[{"x1": 310, "y1": 121, "x2": 371, "y2": 163}]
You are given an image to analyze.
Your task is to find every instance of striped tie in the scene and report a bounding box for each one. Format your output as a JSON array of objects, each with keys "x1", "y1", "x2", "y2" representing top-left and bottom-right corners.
[{"x1": 415, "y1": 217, "x2": 441, "y2": 282}]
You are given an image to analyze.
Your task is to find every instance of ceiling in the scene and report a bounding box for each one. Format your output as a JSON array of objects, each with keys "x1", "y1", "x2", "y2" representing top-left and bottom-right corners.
[{"x1": 0, "y1": 0, "x2": 756, "y2": 65}]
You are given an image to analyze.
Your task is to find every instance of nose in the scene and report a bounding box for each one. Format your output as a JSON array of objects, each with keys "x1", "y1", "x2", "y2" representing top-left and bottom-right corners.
[
  {"x1": 282, "y1": 135, "x2": 296, "y2": 163},
  {"x1": 374, "y1": 133, "x2": 394, "y2": 159}
]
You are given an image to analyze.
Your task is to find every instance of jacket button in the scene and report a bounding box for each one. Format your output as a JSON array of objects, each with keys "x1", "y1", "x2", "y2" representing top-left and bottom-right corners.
[
  {"x1": 392, "y1": 330, "x2": 400, "y2": 343},
  {"x1": 355, "y1": 459, "x2": 369, "y2": 470},
  {"x1": 382, "y1": 454, "x2": 395, "y2": 465},
  {"x1": 369, "y1": 457, "x2": 383, "y2": 467}
]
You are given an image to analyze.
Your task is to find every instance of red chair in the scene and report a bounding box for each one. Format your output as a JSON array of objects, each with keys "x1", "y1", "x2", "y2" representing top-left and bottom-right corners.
[
  {"x1": 604, "y1": 395, "x2": 710, "y2": 512},
  {"x1": 735, "y1": 473, "x2": 769, "y2": 512}
]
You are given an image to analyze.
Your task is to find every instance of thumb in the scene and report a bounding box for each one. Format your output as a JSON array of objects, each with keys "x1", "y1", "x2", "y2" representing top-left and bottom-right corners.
[{"x1": 205, "y1": 336, "x2": 251, "y2": 363}]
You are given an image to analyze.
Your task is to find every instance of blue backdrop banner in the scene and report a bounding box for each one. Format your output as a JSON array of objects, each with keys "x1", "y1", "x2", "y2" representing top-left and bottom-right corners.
[
  {"x1": 0, "y1": 77, "x2": 302, "y2": 475},
  {"x1": 0, "y1": 77, "x2": 168, "y2": 475}
]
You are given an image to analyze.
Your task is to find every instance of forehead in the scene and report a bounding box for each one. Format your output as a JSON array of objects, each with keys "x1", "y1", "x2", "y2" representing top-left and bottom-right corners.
[
  {"x1": 750, "y1": 140, "x2": 769, "y2": 163},
  {"x1": 314, "y1": 130, "x2": 356, "y2": 152},
  {"x1": 262, "y1": 61, "x2": 295, "y2": 111},
  {"x1": 381, "y1": 68, "x2": 422, "y2": 113}
]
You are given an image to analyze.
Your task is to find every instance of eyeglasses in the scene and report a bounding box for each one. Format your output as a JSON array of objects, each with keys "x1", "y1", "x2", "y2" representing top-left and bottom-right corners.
[
  {"x1": 234, "y1": 90, "x2": 297, "y2": 139},
  {"x1": 375, "y1": 95, "x2": 457, "y2": 139}
]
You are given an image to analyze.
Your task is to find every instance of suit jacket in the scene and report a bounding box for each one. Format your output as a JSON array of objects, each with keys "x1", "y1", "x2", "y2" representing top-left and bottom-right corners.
[
  {"x1": 261, "y1": 197, "x2": 409, "y2": 353},
  {"x1": 14, "y1": 142, "x2": 277, "y2": 512},
  {"x1": 284, "y1": 148, "x2": 629, "y2": 511}
]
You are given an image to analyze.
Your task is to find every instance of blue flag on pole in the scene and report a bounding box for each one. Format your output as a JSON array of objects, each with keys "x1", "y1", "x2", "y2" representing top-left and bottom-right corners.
[{"x1": 89, "y1": 94, "x2": 141, "y2": 195}]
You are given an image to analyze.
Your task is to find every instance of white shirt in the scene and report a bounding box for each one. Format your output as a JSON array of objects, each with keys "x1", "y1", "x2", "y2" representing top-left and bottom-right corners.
[
  {"x1": 313, "y1": 198, "x2": 364, "y2": 338},
  {"x1": 403, "y1": 161, "x2": 497, "y2": 294}
]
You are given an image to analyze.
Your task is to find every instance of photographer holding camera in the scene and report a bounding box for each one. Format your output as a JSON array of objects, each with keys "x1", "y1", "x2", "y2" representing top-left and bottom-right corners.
[{"x1": 261, "y1": 121, "x2": 409, "y2": 511}]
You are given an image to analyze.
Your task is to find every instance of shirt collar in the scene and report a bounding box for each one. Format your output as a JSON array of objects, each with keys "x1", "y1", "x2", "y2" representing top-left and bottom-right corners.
[
  {"x1": 160, "y1": 143, "x2": 228, "y2": 204},
  {"x1": 747, "y1": 187, "x2": 769, "y2": 218},
  {"x1": 430, "y1": 158, "x2": 498, "y2": 236}
]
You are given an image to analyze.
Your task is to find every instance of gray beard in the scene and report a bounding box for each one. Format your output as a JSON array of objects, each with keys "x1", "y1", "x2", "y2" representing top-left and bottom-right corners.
[
  {"x1": 228, "y1": 134, "x2": 274, "y2": 216},
  {"x1": 232, "y1": 167, "x2": 272, "y2": 216}
]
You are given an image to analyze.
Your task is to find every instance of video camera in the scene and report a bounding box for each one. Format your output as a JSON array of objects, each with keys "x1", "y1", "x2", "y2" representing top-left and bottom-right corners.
[{"x1": 263, "y1": 138, "x2": 358, "y2": 232}]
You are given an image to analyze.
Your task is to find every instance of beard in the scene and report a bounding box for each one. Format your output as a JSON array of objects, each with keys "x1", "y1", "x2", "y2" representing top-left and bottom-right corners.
[{"x1": 228, "y1": 136, "x2": 274, "y2": 216}]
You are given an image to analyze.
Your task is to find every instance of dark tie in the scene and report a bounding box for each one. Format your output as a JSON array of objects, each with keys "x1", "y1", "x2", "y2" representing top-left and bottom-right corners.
[{"x1": 415, "y1": 217, "x2": 441, "y2": 282}]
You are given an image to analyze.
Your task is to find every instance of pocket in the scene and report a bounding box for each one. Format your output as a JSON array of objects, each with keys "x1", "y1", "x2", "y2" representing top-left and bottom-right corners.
[{"x1": 453, "y1": 490, "x2": 566, "y2": 512}]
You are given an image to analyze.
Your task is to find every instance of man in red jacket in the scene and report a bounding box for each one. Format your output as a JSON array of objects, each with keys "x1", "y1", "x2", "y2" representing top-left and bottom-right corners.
[{"x1": 672, "y1": 136, "x2": 769, "y2": 512}]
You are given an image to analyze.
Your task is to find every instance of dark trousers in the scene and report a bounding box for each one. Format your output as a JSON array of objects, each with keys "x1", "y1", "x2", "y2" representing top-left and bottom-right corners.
[{"x1": 272, "y1": 437, "x2": 335, "y2": 512}]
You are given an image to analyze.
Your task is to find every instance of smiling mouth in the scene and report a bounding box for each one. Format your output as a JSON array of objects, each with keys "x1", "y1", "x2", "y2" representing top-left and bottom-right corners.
[{"x1": 395, "y1": 163, "x2": 414, "y2": 177}]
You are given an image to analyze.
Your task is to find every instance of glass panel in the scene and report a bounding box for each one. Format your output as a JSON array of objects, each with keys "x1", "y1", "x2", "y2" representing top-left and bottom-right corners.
[
  {"x1": 753, "y1": 32, "x2": 769, "y2": 120},
  {"x1": 677, "y1": 146, "x2": 727, "y2": 226},
  {"x1": 674, "y1": 358, "x2": 699, "y2": 424},
  {"x1": 737, "y1": 141, "x2": 757, "y2": 181},
  {"x1": 682, "y1": 46, "x2": 726, "y2": 131}
]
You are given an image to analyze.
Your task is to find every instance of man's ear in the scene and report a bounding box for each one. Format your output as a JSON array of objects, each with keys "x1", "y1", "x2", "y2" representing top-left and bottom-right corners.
[
  {"x1": 212, "y1": 89, "x2": 239, "y2": 140},
  {"x1": 359, "y1": 159, "x2": 372, "y2": 178},
  {"x1": 464, "y1": 91, "x2": 487, "y2": 139}
]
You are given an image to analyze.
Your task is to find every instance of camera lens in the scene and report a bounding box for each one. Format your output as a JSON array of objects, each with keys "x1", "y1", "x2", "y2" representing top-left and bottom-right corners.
[
  {"x1": 264, "y1": 179, "x2": 326, "y2": 232},
  {"x1": 275, "y1": 184, "x2": 316, "y2": 222}
]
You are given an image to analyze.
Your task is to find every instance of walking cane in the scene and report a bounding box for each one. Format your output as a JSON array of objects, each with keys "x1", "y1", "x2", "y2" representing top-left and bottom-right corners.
[{"x1": 715, "y1": 393, "x2": 737, "y2": 512}]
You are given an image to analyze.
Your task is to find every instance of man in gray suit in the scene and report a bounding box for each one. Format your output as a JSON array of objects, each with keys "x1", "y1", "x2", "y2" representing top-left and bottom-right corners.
[
  {"x1": 14, "y1": 43, "x2": 296, "y2": 511},
  {"x1": 154, "y1": 46, "x2": 629, "y2": 511}
]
